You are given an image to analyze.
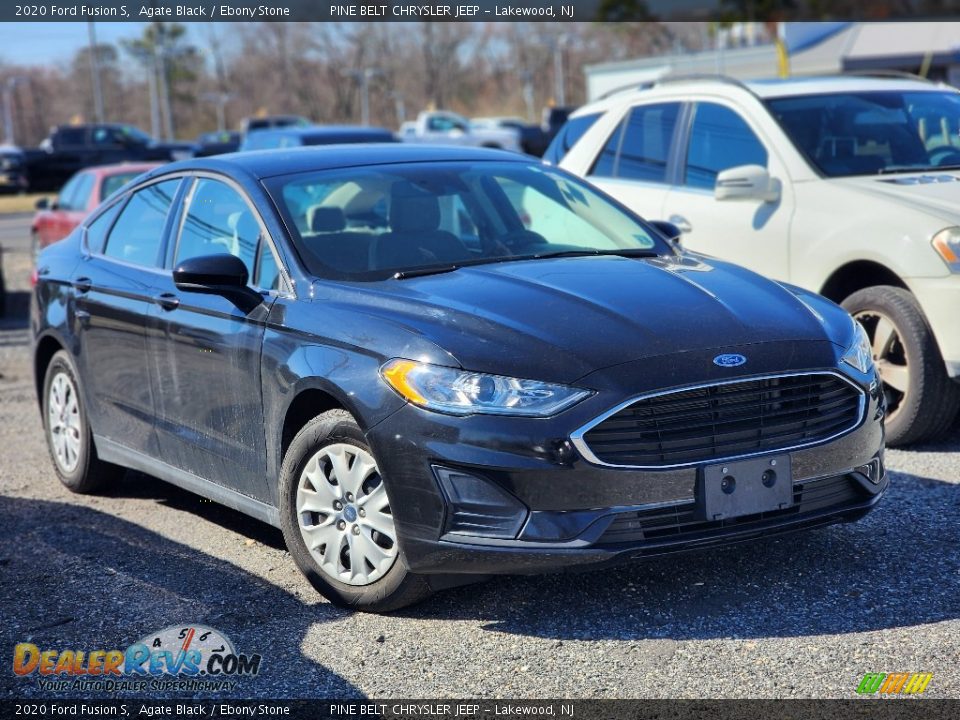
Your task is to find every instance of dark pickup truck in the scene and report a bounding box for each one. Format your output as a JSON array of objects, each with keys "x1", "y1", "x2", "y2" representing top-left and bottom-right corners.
[{"x1": 24, "y1": 124, "x2": 191, "y2": 191}]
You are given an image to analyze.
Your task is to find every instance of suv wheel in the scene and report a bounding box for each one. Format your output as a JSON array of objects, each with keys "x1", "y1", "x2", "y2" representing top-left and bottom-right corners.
[
  {"x1": 842, "y1": 286, "x2": 960, "y2": 446},
  {"x1": 42, "y1": 350, "x2": 124, "y2": 492},
  {"x1": 278, "y1": 409, "x2": 432, "y2": 612}
]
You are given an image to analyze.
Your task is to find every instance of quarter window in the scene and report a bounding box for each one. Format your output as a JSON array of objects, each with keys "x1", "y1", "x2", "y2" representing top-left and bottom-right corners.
[
  {"x1": 589, "y1": 103, "x2": 680, "y2": 183},
  {"x1": 103, "y1": 179, "x2": 180, "y2": 267},
  {"x1": 685, "y1": 103, "x2": 768, "y2": 189},
  {"x1": 176, "y1": 179, "x2": 259, "y2": 282},
  {"x1": 85, "y1": 201, "x2": 123, "y2": 254},
  {"x1": 543, "y1": 112, "x2": 601, "y2": 165}
]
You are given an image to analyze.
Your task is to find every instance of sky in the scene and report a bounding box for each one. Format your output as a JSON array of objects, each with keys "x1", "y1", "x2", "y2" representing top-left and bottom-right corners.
[{"x1": 0, "y1": 22, "x2": 220, "y2": 67}]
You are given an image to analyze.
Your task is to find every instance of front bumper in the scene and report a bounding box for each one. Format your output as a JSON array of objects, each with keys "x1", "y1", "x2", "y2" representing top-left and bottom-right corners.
[
  {"x1": 908, "y1": 275, "x2": 960, "y2": 379},
  {"x1": 367, "y1": 346, "x2": 887, "y2": 576}
]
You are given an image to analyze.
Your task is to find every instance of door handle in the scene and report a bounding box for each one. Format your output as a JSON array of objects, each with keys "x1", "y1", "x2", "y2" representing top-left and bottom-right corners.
[
  {"x1": 72, "y1": 277, "x2": 92, "y2": 293},
  {"x1": 152, "y1": 292, "x2": 180, "y2": 311},
  {"x1": 668, "y1": 215, "x2": 693, "y2": 234}
]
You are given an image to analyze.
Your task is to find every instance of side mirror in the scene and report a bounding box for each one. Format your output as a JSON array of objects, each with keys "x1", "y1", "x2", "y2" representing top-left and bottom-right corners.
[
  {"x1": 650, "y1": 220, "x2": 682, "y2": 244},
  {"x1": 35, "y1": 197, "x2": 49, "y2": 210},
  {"x1": 173, "y1": 253, "x2": 261, "y2": 310},
  {"x1": 715, "y1": 164, "x2": 781, "y2": 203}
]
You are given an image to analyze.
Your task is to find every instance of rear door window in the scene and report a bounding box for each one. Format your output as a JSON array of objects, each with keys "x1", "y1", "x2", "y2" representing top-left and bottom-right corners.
[
  {"x1": 684, "y1": 102, "x2": 768, "y2": 189},
  {"x1": 103, "y1": 179, "x2": 181, "y2": 267}
]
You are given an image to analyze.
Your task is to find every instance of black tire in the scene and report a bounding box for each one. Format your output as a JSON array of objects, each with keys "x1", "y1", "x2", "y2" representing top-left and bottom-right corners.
[
  {"x1": 42, "y1": 350, "x2": 124, "y2": 493},
  {"x1": 278, "y1": 409, "x2": 433, "y2": 612},
  {"x1": 842, "y1": 286, "x2": 960, "y2": 446}
]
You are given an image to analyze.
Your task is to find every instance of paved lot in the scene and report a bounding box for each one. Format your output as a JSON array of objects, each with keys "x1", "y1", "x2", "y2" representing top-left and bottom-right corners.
[{"x1": 1, "y1": 213, "x2": 958, "y2": 699}]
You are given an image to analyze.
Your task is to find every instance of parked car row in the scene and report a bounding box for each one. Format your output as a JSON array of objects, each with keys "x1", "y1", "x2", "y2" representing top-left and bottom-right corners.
[{"x1": 549, "y1": 74, "x2": 960, "y2": 446}]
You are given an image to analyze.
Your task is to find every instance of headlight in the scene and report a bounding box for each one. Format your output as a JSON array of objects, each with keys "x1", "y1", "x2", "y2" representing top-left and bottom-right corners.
[
  {"x1": 380, "y1": 359, "x2": 592, "y2": 417},
  {"x1": 932, "y1": 227, "x2": 960, "y2": 272},
  {"x1": 841, "y1": 320, "x2": 874, "y2": 374}
]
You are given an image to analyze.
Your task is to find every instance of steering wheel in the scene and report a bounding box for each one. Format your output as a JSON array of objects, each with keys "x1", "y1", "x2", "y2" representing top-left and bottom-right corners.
[{"x1": 929, "y1": 148, "x2": 960, "y2": 167}]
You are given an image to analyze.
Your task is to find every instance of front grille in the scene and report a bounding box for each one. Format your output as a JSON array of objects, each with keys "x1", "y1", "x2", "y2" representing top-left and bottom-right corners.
[
  {"x1": 597, "y1": 473, "x2": 865, "y2": 546},
  {"x1": 579, "y1": 373, "x2": 863, "y2": 468}
]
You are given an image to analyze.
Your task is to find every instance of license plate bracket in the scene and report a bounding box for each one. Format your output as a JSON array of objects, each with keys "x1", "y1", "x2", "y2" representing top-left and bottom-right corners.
[{"x1": 699, "y1": 454, "x2": 793, "y2": 521}]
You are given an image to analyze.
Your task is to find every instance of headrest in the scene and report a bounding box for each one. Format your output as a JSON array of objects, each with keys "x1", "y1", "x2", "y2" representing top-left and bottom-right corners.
[
  {"x1": 389, "y1": 183, "x2": 440, "y2": 233},
  {"x1": 310, "y1": 207, "x2": 346, "y2": 233}
]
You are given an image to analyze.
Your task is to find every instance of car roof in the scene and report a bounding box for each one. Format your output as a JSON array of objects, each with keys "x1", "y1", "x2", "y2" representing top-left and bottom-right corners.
[
  {"x1": 744, "y1": 75, "x2": 949, "y2": 99},
  {"x1": 573, "y1": 75, "x2": 950, "y2": 116},
  {"x1": 148, "y1": 144, "x2": 528, "y2": 181}
]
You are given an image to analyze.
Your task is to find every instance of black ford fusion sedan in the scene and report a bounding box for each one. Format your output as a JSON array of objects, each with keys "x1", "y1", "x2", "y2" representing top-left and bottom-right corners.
[{"x1": 32, "y1": 145, "x2": 887, "y2": 611}]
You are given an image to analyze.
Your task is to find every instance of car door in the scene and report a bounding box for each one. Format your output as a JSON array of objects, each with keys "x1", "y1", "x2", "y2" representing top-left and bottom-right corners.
[
  {"x1": 582, "y1": 101, "x2": 683, "y2": 222},
  {"x1": 74, "y1": 177, "x2": 183, "y2": 456},
  {"x1": 146, "y1": 175, "x2": 280, "y2": 501},
  {"x1": 661, "y1": 100, "x2": 793, "y2": 280}
]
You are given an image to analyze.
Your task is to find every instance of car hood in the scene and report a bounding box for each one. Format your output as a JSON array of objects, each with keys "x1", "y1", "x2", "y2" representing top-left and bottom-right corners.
[
  {"x1": 317, "y1": 254, "x2": 852, "y2": 384},
  {"x1": 834, "y1": 172, "x2": 960, "y2": 221}
]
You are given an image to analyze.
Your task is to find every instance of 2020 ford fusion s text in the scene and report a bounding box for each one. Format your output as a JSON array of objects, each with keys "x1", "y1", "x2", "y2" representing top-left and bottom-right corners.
[{"x1": 32, "y1": 145, "x2": 886, "y2": 611}]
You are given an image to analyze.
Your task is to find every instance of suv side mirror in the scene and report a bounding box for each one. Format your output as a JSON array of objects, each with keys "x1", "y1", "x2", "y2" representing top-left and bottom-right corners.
[
  {"x1": 174, "y1": 253, "x2": 261, "y2": 310},
  {"x1": 715, "y1": 165, "x2": 781, "y2": 203}
]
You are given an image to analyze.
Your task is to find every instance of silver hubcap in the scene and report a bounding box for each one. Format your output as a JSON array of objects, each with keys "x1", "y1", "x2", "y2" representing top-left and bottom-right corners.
[
  {"x1": 48, "y1": 371, "x2": 82, "y2": 473},
  {"x1": 296, "y1": 443, "x2": 397, "y2": 586},
  {"x1": 855, "y1": 310, "x2": 910, "y2": 421}
]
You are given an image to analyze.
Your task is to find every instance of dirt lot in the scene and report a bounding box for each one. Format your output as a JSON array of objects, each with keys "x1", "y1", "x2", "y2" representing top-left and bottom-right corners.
[{"x1": 1, "y1": 213, "x2": 959, "y2": 699}]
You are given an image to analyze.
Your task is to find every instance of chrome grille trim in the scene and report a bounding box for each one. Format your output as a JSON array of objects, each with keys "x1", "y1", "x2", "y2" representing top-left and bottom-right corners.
[{"x1": 570, "y1": 371, "x2": 866, "y2": 470}]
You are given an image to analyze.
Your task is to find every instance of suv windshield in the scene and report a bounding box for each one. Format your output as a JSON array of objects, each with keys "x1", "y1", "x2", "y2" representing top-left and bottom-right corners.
[
  {"x1": 265, "y1": 161, "x2": 667, "y2": 280},
  {"x1": 767, "y1": 90, "x2": 960, "y2": 177}
]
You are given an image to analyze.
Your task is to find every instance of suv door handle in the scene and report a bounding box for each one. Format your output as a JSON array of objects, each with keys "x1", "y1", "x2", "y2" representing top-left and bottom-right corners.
[
  {"x1": 668, "y1": 215, "x2": 692, "y2": 234},
  {"x1": 152, "y1": 292, "x2": 180, "y2": 311},
  {"x1": 72, "y1": 277, "x2": 92, "y2": 293}
]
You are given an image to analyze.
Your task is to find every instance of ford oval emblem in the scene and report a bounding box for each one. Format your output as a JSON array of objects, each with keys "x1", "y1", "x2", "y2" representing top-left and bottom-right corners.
[{"x1": 713, "y1": 353, "x2": 747, "y2": 368}]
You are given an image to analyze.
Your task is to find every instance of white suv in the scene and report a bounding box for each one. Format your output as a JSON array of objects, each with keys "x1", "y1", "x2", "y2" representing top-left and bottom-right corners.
[{"x1": 553, "y1": 75, "x2": 960, "y2": 445}]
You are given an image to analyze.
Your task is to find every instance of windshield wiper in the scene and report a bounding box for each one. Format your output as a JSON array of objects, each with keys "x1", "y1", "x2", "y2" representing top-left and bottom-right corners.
[
  {"x1": 393, "y1": 248, "x2": 662, "y2": 278},
  {"x1": 393, "y1": 265, "x2": 460, "y2": 279}
]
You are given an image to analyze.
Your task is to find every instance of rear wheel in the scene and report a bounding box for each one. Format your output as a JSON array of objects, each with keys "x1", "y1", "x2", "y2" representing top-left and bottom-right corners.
[
  {"x1": 842, "y1": 286, "x2": 960, "y2": 445},
  {"x1": 278, "y1": 409, "x2": 433, "y2": 612},
  {"x1": 42, "y1": 350, "x2": 124, "y2": 492}
]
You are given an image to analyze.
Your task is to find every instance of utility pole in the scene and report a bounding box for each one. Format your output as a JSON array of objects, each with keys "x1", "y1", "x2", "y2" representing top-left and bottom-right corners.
[
  {"x1": 344, "y1": 68, "x2": 382, "y2": 126},
  {"x1": 202, "y1": 92, "x2": 232, "y2": 131},
  {"x1": 2, "y1": 78, "x2": 25, "y2": 146},
  {"x1": 552, "y1": 34, "x2": 569, "y2": 107},
  {"x1": 87, "y1": 21, "x2": 105, "y2": 123},
  {"x1": 153, "y1": 23, "x2": 175, "y2": 140}
]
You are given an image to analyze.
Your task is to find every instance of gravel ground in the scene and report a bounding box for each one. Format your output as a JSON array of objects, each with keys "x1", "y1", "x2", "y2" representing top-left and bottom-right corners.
[{"x1": 1, "y1": 213, "x2": 958, "y2": 700}]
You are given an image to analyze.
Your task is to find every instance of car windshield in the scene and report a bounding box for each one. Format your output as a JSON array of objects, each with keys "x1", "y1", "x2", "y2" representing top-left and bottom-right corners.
[
  {"x1": 767, "y1": 90, "x2": 960, "y2": 177},
  {"x1": 264, "y1": 161, "x2": 668, "y2": 280},
  {"x1": 120, "y1": 125, "x2": 154, "y2": 145}
]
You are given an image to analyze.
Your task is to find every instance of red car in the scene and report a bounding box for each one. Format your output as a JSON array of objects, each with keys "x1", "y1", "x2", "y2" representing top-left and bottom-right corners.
[{"x1": 31, "y1": 163, "x2": 160, "y2": 258}]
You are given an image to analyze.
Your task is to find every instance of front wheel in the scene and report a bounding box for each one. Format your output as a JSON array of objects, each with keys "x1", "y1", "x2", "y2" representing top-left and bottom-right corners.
[
  {"x1": 842, "y1": 286, "x2": 960, "y2": 446},
  {"x1": 278, "y1": 409, "x2": 433, "y2": 612}
]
